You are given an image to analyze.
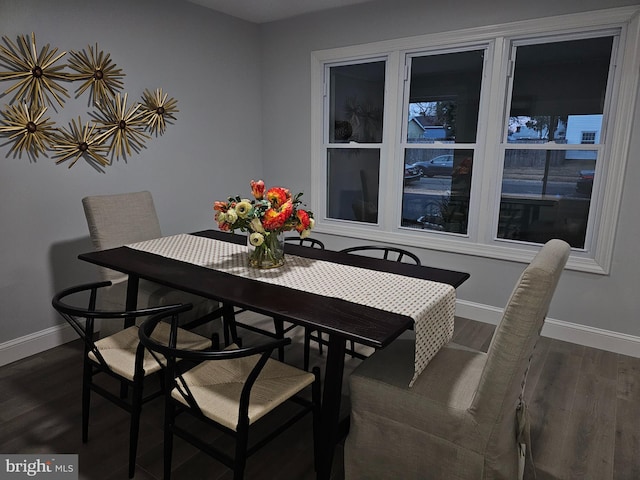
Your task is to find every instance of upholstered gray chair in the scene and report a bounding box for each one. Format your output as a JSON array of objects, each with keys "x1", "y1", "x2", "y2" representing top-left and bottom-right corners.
[
  {"x1": 344, "y1": 239, "x2": 570, "y2": 480},
  {"x1": 82, "y1": 191, "x2": 222, "y2": 337}
]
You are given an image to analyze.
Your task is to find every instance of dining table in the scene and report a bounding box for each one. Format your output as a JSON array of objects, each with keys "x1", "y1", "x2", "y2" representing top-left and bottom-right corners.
[{"x1": 78, "y1": 229, "x2": 470, "y2": 480}]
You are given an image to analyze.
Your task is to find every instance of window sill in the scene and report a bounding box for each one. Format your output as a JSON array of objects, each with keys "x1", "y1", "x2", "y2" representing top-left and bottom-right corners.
[{"x1": 313, "y1": 222, "x2": 607, "y2": 275}]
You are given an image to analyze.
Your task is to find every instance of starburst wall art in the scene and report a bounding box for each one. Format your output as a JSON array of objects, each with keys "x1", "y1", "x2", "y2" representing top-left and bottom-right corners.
[
  {"x1": 53, "y1": 116, "x2": 111, "y2": 169},
  {"x1": 92, "y1": 92, "x2": 150, "y2": 159},
  {"x1": 0, "y1": 32, "x2": 71, "y2": 108},
  {"x1": 141, "y1": 88, "x2": 178, "y2": 136},
  {"x1": 0, "y1": 103, "x2": 57, "y2": 158},
  {"x1": 67, "y1": 43, "x2": 125, "y2": 107},
  {"x1": 0, "y1": 31, "x2": 179, "y2": 170}
]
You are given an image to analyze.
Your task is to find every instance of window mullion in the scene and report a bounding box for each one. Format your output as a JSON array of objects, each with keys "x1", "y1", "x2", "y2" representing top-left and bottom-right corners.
[
  {"x1": 380, "y1": 51, "x2": 400, "y2": 232},
  {"x1": 477, "y1": 36, "x2": 509, "y2": 245}
]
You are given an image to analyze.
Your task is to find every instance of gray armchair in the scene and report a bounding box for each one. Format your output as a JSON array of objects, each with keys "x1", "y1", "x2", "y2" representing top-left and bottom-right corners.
[
  {"x1": 344, "y1": 239, "x2": 570, "y2": 479},
  {"x1": 82, "y1": 191, "x2": 222, "y2": 337}
]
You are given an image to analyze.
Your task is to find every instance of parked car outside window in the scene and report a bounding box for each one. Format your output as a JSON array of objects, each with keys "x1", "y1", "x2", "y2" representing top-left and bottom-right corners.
[
  {"x1": 404, "y1": 165, "x2": 421, "y2": 184},
  {"x1": 409, "y1": 154, "x2": 454, "y2": 177},
  {"x1": 576, "y1": 169, "x2": 594, "y2": 194}
]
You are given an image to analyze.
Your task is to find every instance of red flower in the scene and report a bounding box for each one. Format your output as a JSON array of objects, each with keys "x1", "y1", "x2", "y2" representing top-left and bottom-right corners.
[
  {"x1": 266, "y1": 187, "x2": 291, "y2": 208},
  {"x1": 262, "y1": 200, "x2": 294, "y2": 230},
  {"x1": 295, "y1": 209, "x2": 310, "y2": 232},
  {"x1": 251, "y1": 180, "x2": 265, "y2": 200}
]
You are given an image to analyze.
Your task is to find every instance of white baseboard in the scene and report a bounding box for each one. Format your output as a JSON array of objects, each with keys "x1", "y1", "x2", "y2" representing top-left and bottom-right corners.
[
  {"x1": 1, "y1": 301, "x2": 639, "y2": 367},
  {"x1": 456, "y1": 300, "x2": 640, "y2": 358},
  {"x1": 0, "y1": 323, "x2": 79, "y2": 368}
]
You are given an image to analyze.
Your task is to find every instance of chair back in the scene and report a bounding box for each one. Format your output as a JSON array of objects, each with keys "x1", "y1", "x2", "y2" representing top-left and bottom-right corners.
[
  {"x1": 52, "y1": 281, "x2": 182, "y2": 372},
  {"x1": 82, "y1": 191, "x2": 162, "y2": 282},
  {"x1": 284, "y1": 236, "x2": 325, "y2": 249},
  {"x1": 340, "y1": 245, "x2": 421, "y2": 265},
  {"x1": 139, "y1": 311, "x2": 291, "y2": 418},
  {"x1": 470, "y1": 239, "x2": 570, "y2": 424}
]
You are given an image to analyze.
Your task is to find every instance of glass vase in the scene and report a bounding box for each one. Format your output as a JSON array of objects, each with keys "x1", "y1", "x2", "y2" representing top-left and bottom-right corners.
[{"x1": 247, "y1": 231, "x2": 285, "y2": 269}]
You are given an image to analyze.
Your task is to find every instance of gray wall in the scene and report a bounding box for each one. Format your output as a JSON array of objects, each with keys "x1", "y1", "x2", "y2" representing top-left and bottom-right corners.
[
  {"x1": 259, "y1": 0, "x2": 640, "y2": 339},
  {"x1": 0, "y1": 0, "x2": 262, "y2": 342},
  {"x1": 1, "y1": 0, "x2": 639, "y2": 354}
]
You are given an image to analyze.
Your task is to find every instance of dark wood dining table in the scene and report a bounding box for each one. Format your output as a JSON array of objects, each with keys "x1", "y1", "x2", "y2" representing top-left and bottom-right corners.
[{"x1": 79, "y1": 229, "x2": 470, "y2": 480}]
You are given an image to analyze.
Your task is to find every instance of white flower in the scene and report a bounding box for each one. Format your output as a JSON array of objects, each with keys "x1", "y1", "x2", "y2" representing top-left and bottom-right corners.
[
  {"x1": 309, "y1": 218, "x2": 315, "y2": 229},
  {"x1": 250, "y1": 217, "x2": 265, "y2": 233},
  {"x1": 226, "y1": 208, "x2": 238, "y2": 224},
  {"x1": 300, "y1": 229, "x2": 311, "y2": 239},
  {"x1": 249, "y1": 232, "x2": 264, "y2": 246},
  {"x1": 235, "y1": 201, "x2": 252, "y2": 219}
]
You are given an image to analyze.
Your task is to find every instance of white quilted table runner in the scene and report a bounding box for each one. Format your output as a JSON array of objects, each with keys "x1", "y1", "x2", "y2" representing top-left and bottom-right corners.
[{"x1": 127, "y1": 233, "x2": 456, "y2": 386}]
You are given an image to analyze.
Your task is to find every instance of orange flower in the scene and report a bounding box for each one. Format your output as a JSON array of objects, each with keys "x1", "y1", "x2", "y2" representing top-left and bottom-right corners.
[
  {"x1": 213, "y1": 201, "x2": 228, "y2": 212},
  {"x1": 262, "y1": 200, "x2": 293, "y2": 230},
  {"x1": 295, "y1": 209, "x2": 310, "y2": 232},
  {"x1": 251, "y1": 180, "x2": 265, "y2": 200},
  {"x1": 266, "y1": 187, "x2": 291, "y2": 208}
]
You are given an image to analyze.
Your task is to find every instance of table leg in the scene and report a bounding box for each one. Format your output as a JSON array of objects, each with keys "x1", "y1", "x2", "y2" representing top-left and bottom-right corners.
[
  {"x1": 124, "y1": 275, "x2": 139, "y2": 328},
  {"x1": 317, "y1": 335, "x2": 346, "y2": 480},
  {"x1": 222, "y1": 303, "x2": 238, "y2": 345},
  {"x1": 122, "y1": 275, "x2": 140, "y2": 399}
]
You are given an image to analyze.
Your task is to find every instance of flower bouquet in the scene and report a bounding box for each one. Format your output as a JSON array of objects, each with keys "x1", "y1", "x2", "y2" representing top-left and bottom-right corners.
[{"x1": 214, "y1": 180, "x2": 314, "y2": 268}]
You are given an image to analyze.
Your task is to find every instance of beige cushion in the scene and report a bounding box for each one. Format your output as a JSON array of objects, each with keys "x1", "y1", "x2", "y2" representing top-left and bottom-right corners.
[
  {"x1": 171, "y1": 348, "x2": 315, "y2": 431},
  {"x1": 347, "y1": 340, "x2": 488, "y2": 479},
  {"x1": 89, "y1": 322, "x2": 212, "y2": 381}
]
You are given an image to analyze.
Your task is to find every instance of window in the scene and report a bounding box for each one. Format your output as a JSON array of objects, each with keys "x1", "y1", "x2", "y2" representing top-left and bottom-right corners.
[
  {"x1": 498, "y1": 36, "x2": 614, "y2": 249},
  {"x1": 581, "y1": 131, "x2": 597, "y2": 144},
  {"x1": 402, "y1": 49, "x2": 484, "y2": 235},
  {"x1": 326, "y1": 61, "x2": 385, "y2": 223},
  {"x1": 311, "y1": 8, "x2": 640, "y2": 273}
]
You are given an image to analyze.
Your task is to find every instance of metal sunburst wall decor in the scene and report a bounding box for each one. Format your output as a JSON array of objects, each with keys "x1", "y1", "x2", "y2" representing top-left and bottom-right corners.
[
  {"x1": 0, "y1": 32, "x2": 71, "y2": 108},
  {"x1": 93, "y1": 92, "x2": 150, "y2": 159},
  {"x1": 67, "y1": 43, "x2": 125, "y2": 107},
  {"x1": 141, "y1": 88, "x2": 178, "y2": 136},
  {"x1": 0, "y1": 102, "x2": 57, "y2": 158},
  {"x1": 0, "y1": 32, "x2": 178, "y2": 169},
  {"x1": 53, "y1": 117, "x2": 111, "y2": 169}
]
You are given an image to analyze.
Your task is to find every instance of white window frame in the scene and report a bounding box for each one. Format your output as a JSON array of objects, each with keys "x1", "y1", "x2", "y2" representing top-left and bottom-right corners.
[{"x1": 310, "y1": 7, "x2": 640, "y2": 274}]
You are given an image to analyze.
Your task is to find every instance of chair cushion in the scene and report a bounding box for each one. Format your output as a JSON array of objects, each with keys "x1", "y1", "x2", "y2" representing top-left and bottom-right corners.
[
  {"x1": 89, "y1": 322, "x2": 211, "y2": 381},
  {"x1": 346, "y1": 339, "x2": 490, "y2": 479},
  {"x1": 171, "y1": 352, "x2": 315, "y2": 431},
  {"x1": 349, "y1": 339, "x2": 489, "y2": 451}
]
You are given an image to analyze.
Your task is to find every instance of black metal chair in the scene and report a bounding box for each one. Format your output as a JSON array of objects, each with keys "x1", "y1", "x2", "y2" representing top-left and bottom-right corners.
[
  {"x1": 138, "y1": 306, "x2": 321, "y2": 480},
  {"x1": 339, "y1": 245, "x2": 421, "y2": 264},
  {"x1": 52, "y1": 281, "x2": 213, "y2": 479},
  {"x1": 284, "y1": 236, "x2": 326, "y2": 249},
  {"x1": 230, "y1": 236, "x2": 326, "y2": 362},
  {"x1": 303, "y1": 245, "x2": 421, "y2": 370}
]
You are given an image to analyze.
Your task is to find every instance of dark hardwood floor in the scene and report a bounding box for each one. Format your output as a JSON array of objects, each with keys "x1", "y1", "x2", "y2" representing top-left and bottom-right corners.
[{"x1": 1, "y1": 313, "x2": 638, "y2": 479}]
